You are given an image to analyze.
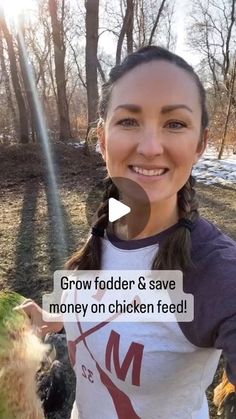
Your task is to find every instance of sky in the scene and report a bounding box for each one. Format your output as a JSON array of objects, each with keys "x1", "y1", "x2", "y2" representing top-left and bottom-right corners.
[{"x1": 174, "y1": 0, "x2": 200, "y2": 66}]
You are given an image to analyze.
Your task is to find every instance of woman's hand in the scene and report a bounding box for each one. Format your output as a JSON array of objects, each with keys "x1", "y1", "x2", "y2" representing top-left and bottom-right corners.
[{"x1": 14, "y1": 299, "x2": 63, "y2": 338}]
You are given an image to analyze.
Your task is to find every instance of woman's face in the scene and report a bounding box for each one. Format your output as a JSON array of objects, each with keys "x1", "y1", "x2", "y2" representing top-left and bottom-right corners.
[{"x1": 99, "y1": 60, "x2": 208, "y2": 205}]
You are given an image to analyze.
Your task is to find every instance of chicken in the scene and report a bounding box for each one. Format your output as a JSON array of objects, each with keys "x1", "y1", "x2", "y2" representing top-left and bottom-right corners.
[
  {"x1": 0, "y1": 291, "x2": 47, "y2": 419},
  {"x1": 214, "y1": 370, "x2": 236, "y2": 418}
]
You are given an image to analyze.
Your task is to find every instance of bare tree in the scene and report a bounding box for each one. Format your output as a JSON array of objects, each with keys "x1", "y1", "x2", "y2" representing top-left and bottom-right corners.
[
  {"x1": 85, "y1": 0, "x2": 99, "y2": 128},
  {"x1": 0, "y1": 7, "x2": 29, "y2": 143},
  {"x1": 16, "y1": 20, "x2": 39, "y2": 142},
  {"x1": 133, "y1": 0, "x2": 175, "y2": 49},
  {"x1": 188, "y1": 0, "x2": 235, "y2": 95},
  {"x1": 0, "y1": 32, "x2": 18, "y2": 135},
  {"x1": 126, "y1": 0, "x2": 134, "y2": 54},
  {"x1": 148, "y1": 0, "x2": 167, "y2": 45},
  {"x1": 0, "y1": 0, "x2": 177, "y2": 143},
  {"x1": 97, "y1": 0, "x2": 175, "y2": 85},
  {"x1": 115, "y1": 0, "x2": 135, "y2": 63},
  {"x1": 218, "y1": 53, "x2": 236, "y2": 159},
  {"x1": 164, "y1": 1, "x2": 176, "y2": 49},
  {"x1": 188, "y1": 0, "x2": 236, "y2": 155},
  {"x1": 116, "y1": 0, "x2": 135, "y2": 64},
  {"x1": 48, "y1": 0, "x2": 71, "y2": 140}
]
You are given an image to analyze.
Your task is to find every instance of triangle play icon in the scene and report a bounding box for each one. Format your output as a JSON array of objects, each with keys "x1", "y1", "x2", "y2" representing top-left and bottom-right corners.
[{"x1": 108, "y1": 198, "x2": 131, "y2": 222}]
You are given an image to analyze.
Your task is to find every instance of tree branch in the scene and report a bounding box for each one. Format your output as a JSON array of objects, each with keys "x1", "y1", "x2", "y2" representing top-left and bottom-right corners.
[{"x1": 148, "y1": 0, "x2": 167, "y2": 45}]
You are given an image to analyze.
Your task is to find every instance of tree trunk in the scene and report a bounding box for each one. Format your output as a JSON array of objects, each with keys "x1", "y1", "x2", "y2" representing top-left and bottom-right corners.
[
  {"x1": 17, "y1": 24, "x2": 37, "y2": 142},
  {"x1": 97, "y1": 58, "x2": 106, "y2": 83},
  {"x1": 218, "y1": 54, "x2": 236, "y2": 159},
  {"x1": 85, "y1": 0, "x2": 99, "y2": 130},
  {"x1": 148, "y1": 0, "x2": 167, "y2": 45},
  {"x1": 223, "y1": 0, "x2": 235, "y2": 89},
  {"x1": 116, "y1": 0, "x2": 134, "y2": 64},
  {"x1": 48, "y1": 0, "x2": 71, "y2": 141},
  {"x1": 0, "y1": 8, "x2": 29, "y2": 144},
  {"x1": 126, "y1": 0, "x2": 134, "y2": 54},
  {"x1": 0, "y1": 32, "x2": 18, "y2": 135}
]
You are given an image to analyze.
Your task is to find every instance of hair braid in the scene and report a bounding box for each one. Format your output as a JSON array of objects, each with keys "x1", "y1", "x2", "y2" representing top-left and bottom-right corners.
[
  {"x1": 65, "y1": 177, "x2": 119, "y2": 270},
  {"x1": 152, "y1": 175, "x2": 199, "y2": 272},
  {"x1": 178, "y1": 175, "x2": 199, "y2": 220}
]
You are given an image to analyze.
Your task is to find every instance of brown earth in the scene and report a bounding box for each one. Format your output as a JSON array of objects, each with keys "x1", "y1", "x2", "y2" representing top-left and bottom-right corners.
[{"x1": 0, "y1": 142, "x2": 235, "y2": 418}]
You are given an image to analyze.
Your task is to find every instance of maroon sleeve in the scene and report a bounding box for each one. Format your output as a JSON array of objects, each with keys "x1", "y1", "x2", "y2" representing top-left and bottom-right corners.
[{"x1": 178, "y1": 218, "x2": 236, "y2": 384}]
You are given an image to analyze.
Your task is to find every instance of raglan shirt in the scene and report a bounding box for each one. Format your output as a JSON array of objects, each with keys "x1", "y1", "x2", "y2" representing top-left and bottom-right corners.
[{"x1": 65, "y1": 217, "x2": 236, "y2": 419}]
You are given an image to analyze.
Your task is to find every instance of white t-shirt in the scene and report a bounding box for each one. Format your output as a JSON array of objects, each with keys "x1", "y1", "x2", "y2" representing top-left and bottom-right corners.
[{"x1": 64, "y1": 217, "x2": 236, "y2": 419}]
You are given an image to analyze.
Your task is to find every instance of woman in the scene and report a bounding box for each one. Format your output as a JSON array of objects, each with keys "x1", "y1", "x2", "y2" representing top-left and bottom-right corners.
[{"x1": 19, "y1": 46, "x2": 236, "y2": 419}]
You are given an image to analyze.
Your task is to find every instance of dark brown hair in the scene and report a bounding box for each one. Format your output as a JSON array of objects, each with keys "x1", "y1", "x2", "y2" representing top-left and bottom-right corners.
[{"x1": 66, "y1": 46, "x2": 209, "y2": 273}]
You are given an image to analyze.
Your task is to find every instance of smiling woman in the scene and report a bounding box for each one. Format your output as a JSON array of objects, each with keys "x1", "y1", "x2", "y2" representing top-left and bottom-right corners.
[{"x1": 17, "y1": 45, "x2": 236, "y2": 419}]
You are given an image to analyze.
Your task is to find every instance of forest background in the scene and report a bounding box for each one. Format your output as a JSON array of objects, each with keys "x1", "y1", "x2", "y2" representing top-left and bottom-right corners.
[
  {"x1": 0, "y1": 1, "x2": 235, "y2": 418},
  {"x1": 0, "y1": 0, "x2": 235, "y2": 157}
]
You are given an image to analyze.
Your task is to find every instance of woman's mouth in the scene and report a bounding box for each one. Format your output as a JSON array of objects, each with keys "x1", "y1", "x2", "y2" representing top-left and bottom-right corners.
[{"x1": 129, "y1": 165, "x2": 169, "y2": 177}]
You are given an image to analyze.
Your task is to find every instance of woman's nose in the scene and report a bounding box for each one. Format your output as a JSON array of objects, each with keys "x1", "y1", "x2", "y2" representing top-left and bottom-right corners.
[{"x1": 136, "y1": 128, "x2": 164, "y2": 157}]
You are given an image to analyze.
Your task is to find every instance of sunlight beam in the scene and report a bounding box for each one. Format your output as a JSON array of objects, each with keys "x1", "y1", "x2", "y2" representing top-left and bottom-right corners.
[
  {"x1": 17, "y1": 27, "x2": 67, "y2": 264},
  {"x1": 0, "y1": 0, "x2": 33, "y2": 25}
]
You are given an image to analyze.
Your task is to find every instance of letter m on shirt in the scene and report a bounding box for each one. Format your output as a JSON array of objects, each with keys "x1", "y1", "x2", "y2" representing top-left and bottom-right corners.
[{"x1": 105, "y1": 330, "x2": 144, "y2": 386}]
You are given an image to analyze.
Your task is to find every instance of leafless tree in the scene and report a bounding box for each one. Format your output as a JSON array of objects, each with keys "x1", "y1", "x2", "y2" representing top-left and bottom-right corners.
[
  {"x1": 116, "y1": 0, "x2": 134, "y2": 64},
  {"x1": 187, "y1": 0, "x2": 236, "y2": 156},
  {"x1": 0, "y1": 0, "x2": 177, "y2": 143},
  {"x1": 85, "y1": 0, "x2": 99, "y2": 128},
  {"x1": 188, "y1": 0, "x2": 235, "y2": 95},
  {"x1": 0, "y1": 32, "x2": 18, "y2": 135},
  {"x1": 0, "y1": 6, "x2": 29, "y2": 143},
  {"x1": 218, "y1": 53, "x2": 236, "y2": 159},
  {"x1": 133, "y1": 0, "x2": 175, "y2": 49},
  {"x1": 48, "y1": 0, "x2": 71, "y2": 140},
  {"x1": 148, "y1": 0, "x2": 167, "y2": 45},
  {"x1": 16, "y1": 20, "x2": 39, "y2": 142},
  {"x1": 126, "y1": 0, "x2": 134, "y2": 53}
]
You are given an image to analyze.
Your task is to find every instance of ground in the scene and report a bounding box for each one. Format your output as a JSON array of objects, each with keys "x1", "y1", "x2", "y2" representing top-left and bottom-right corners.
[{"x1": 0, "y1": 142, "x2": 235, "y2": 418}]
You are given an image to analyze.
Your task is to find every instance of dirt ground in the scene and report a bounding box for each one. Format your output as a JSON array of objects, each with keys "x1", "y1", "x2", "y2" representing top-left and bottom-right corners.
[{"x1": 0, "y1": 142, "x2": 236, "y2": 418}]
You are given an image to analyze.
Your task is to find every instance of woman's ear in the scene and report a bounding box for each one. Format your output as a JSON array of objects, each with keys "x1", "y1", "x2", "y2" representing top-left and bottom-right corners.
[
  {"x1": 97, "y1": 124, "x2": 106, "y2": 160},
  {"x1": 194, "y1": 128, "x2": 209, "y2": 163}
]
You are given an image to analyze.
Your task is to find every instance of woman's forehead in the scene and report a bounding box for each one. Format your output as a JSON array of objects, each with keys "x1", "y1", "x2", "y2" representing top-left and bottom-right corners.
[{"x1": 109, "y1": 60, "x2": 200, "y2": 112}]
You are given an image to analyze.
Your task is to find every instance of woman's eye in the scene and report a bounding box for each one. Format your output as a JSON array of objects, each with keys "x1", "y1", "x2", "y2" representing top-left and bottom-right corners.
[
  {"x1": 117, "y1": 118, "x2": 138, "y2": 127},
  {"x1": 166, "y1": 121, "x2": 186, "y2": 129}
]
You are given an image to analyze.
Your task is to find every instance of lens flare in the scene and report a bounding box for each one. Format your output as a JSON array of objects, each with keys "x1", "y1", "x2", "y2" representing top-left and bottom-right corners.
[{"x1": 0, "y1": 0, "x2": 33, "y2": 21}]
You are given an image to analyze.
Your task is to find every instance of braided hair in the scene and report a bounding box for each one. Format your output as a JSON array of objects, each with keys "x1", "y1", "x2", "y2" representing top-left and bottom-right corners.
[
  {"x1": 66, "y1": 177, "x2": 118, "y2": 270},
  {"x1": 66, "y1": 46, "x2": 209, "y2": 273}
]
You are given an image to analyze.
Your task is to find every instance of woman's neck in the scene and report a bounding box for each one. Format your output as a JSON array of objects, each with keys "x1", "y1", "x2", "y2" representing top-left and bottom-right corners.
[{"x1": 111, "y1": 196, "x2": 179, "y2": 240}]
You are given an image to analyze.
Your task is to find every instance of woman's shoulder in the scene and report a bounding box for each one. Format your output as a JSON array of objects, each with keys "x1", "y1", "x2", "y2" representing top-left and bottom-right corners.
[
  {"x1": 182, "y1": 218, "x2": 236, "y2": 348},
  {"x1": 192, "y1": 217, "x2": 236, "y2": 256},
  {"x1": 190, "y1": 217, "x2": 236, "y2": 282}
]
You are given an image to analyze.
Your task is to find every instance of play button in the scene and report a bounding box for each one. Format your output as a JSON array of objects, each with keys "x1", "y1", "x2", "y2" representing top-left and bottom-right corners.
[
  {"x1": 85, "y1": 176, "x2": 151, "y2": 241},
  {"x1": 108, "y1": 198, "x2": 131, "y2": 222}
]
